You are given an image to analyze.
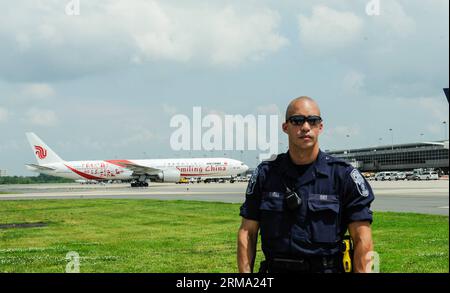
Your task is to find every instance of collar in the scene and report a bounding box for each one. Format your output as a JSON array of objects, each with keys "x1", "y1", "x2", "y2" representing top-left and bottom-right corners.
[
  {"x1": 314, "y1": 150, "x2": 332, "y2": 177},
  {"x1": 280, "y1": 150, "x2": 330, "y2": 185}
]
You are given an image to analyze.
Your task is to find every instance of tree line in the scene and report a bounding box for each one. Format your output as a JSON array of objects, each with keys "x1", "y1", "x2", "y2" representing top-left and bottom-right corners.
[{"x1": 0, "y1": 174, "x2": 74, "y2": 184}]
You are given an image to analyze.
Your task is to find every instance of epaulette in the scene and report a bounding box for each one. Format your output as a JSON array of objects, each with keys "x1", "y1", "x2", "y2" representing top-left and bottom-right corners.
[
  {"x1": 254, "y1": 153, "x2": 285, "y2": 176},
  {"x1": 323, "y1": 154, "x2": 352, "y2": 167},
  {"x1": 261, "y1": 153, "x2": 285, "y2": 166}
]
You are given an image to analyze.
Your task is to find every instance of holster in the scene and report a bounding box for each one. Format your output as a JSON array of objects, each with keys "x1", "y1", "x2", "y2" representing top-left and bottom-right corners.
[{"x1": 340, "y1": 236, "x2": 354, "y2": 273}]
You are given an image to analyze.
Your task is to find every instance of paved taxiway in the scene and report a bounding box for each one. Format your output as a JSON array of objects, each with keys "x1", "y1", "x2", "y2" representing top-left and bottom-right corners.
[{"x1": 0, "y1": 180, "x2": 448, "y2": 215}]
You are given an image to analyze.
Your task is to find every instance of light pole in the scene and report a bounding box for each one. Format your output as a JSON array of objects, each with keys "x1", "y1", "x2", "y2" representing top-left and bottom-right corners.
[
  {"x1": 346, "y1": 134, "x2": 351, "y2": 154},
  {"x1": 389, "y1": 128, "x2": 393, "y2": 150},
  {"x1": 443, "y1": 121, "x2": 448, "y2": 141}
]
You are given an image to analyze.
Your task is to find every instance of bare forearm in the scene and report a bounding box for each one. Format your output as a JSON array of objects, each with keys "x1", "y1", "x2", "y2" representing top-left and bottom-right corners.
[
  {"x1": 352, "y1": 230, "x2": 373, "y2": 273},
  {"x1": 237, "y1": 229, "x2": 258, "y2": 273}
]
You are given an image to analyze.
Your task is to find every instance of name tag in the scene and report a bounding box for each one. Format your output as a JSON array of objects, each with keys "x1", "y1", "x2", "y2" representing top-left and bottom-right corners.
[
  {"x1": 269, "y1": 192, "x2": 282, "y2": 198},
  {"x1": 319, "y1": 194, "x2": 328, "y2": 201}
]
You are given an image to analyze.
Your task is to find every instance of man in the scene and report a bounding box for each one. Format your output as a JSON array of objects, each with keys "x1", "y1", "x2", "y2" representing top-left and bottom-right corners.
[{"x1": 237, "y1": 96, "x2": 374, "y2": 273}]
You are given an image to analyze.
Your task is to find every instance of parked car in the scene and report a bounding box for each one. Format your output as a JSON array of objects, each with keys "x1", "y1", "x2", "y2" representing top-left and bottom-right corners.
[
  {"x1": 375, "y1": 172, "x2": 396, "y2": 181},
  {"x1": 362, "y1": 172, "x2": 376, "y2": 180},
  {"x1": 406, "y1": 173, "x2": 420, "y2": 180},
  {"x1": 389, "y1": 172, "x2": 398, "y2": 181},
  {"x1": 396, "y1": 172, "x2": 407, "y2": 181},
  {"x1": 375, "y1": 172, "x2": 386, "y2": 181},
  {"x1": 418, "y1": 171, "x2": 439, "y2": 180}
]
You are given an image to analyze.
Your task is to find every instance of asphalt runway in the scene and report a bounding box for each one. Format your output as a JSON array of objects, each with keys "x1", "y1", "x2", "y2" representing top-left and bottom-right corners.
[{"x1": 0, "y1": 180, "x2": 448, "y2": 215}]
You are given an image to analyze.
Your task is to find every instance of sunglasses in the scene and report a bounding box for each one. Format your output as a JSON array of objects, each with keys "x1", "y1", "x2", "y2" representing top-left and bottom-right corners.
[{"x1": 287, "y1": 115, "x2": 322, "y2": 126}]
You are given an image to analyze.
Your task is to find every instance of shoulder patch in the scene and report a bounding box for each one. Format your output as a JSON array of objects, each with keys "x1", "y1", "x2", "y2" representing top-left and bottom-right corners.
[
  {"x1": 246, "y1": 166, "x2": 259, "y2": 195},
  {"x1": 350, "y1": 169, "x2": 369, "y2": 197}
]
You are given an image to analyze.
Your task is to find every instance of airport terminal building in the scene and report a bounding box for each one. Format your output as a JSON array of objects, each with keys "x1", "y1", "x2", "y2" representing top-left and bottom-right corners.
[{"x1": 326, "y1": 141, "x2": 449, "y2": 174}]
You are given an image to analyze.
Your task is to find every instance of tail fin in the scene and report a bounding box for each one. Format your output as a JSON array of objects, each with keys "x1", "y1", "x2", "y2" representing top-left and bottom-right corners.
[{"x1": 25, "y1": 132, "x2": 64, "y2": 165}]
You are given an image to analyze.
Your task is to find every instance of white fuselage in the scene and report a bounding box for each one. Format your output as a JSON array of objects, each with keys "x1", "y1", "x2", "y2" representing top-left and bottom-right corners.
[{"x1": 28, "y1": 158, "x2": 249, "y2": 181}]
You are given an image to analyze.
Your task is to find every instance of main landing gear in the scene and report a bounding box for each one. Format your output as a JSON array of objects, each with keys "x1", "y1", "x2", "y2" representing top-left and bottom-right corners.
[{"x1": 130, "y1": 181, "x2": 149, "y2": 187}]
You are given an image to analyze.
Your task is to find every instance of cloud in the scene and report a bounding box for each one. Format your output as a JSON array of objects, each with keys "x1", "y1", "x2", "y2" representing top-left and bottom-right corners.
[
  {"x1": 106, "y1": 2, "x2": 289, "y2": 66},
  {"x1": 0, "y1": 140, "x2": 19, "y2": 152},
  {"x1": 21, "y1": 83, "x2": 55, "y2": 99},
  {"x1": 426, "y1": 124, "x2": 442, "y2": 135},
  {"x1": 0, "y1": 1, "x2": 288, "y2": 82},
  {"x1": 416, "y1": 97, "x2": 448, "y2": 122},
  {"x1": 342, "y1": 70, "x2": 365, "y2": 95},
  {"x1": 113, "y1": 128, "x2": 157, "y2": 148},
  {"x1": 256, "y1": 104, "x2": 281, "y2": 115},
  {"x1": 162, "y1": 103, "x2": 178, "y2": 116},
  {"x1": 326, "y1": 125, "x2": 361, "y2": 137},
  {"x1": 373, "y1": 0, "x2": 415, "y2": 36},
  {"x1": 0, "y1": 107, "x2": 9, "y2": 122},
  {"x1": 292, "y1": 1, "x2": 446, "y2": 99},
  {"x1": 298, "y1": 5, "x2": 363, "y2": 52},
  {"x1": 205, "y1": 6, "x2": 289, "y2": 65},
  {"x1": 25, "y1": 108, "x2": 59, "y2": 126}
]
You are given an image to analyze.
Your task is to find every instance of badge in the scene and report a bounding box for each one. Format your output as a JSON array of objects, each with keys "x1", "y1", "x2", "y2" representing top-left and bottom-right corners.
[
  {"x1": 246, "y1": 167, "x2": 259, "y2": 195},
  {"x1": 350, "y1": 169, "x2": 369, "y2": 197}
]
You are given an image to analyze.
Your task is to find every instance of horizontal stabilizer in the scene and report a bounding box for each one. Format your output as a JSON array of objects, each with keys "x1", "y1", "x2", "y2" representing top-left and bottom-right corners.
[{"x1": 26, "y1": 164, "x2": 56, "y2": 171}]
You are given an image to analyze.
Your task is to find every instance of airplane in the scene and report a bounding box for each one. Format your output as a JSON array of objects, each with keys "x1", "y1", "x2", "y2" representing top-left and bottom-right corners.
[{"x1": 25, "y1": 132, "x2": 249, "y2": 187}]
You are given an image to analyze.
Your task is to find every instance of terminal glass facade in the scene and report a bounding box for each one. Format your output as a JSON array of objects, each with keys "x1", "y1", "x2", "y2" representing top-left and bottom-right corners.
[{"x1": 326, "y1": 142, "x2": 449, "y2": 173}]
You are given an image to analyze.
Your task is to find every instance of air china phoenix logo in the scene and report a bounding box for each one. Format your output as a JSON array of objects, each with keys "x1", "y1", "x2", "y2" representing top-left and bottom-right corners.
[{"x1": 34, "y1": 145, "x2": 48, "y2": 159}]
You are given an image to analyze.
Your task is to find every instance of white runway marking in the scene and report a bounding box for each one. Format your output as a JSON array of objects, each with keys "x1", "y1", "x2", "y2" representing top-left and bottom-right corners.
[{"x1": 437, "y1": 206, "x2": 449, "y2": 209}]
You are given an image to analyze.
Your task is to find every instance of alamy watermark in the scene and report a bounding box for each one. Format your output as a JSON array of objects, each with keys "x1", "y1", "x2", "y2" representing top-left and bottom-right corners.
[
  {"x1": 365, "y1": 0, "x2": 381, "y2": 16},
  {"x1": 65, "y1": 0, "x2": 80, "y2": 16},
  {"x1": 366, "y1": 251, "x2": 380, "y2": 273},
  {"x1": 65, "y1": 251, "x2": 80, "y2": 273},
  {"x1": 170, "y1": 107, "x2": 279, "y2": 161}
]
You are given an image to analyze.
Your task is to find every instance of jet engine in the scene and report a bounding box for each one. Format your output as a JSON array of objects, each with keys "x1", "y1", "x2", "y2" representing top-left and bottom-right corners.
[{"x1": 157, "y1": 169, "x2": 181, "y2": 182}]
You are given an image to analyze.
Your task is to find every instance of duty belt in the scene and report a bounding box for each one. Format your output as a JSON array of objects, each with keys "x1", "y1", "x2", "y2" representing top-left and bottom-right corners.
[{"x1": 260, "y1": 255, "x2": 341, "y2": 273}]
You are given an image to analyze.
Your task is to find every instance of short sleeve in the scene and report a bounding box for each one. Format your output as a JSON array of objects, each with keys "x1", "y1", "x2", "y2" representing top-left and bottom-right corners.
[
  {"x1": 239, "y1": 166, "x2": 263, "y2": 221},
  {"x1": 341, "y1": 167, "x2": 375, "y2": 225}
]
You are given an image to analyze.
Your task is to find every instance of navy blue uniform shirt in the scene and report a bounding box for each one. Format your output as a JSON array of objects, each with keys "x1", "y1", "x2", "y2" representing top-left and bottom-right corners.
[{"x1": 240, "y1": 150, "x2": 374, "y2": 259}]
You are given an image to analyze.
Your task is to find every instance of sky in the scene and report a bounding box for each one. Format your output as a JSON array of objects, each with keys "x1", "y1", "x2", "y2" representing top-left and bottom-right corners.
[{"x1": 0, "y1": 0, "x2": 449, "y2": 175}]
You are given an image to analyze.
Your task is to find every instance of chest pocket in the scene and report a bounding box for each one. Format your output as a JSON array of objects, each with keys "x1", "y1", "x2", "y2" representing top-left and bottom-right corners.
[
  {"x1": 307, "y1": 194, "x2": 340, "y2": 244},
  {"x1": 259, "y1": 192, "x2": 289, "y2": 239}
]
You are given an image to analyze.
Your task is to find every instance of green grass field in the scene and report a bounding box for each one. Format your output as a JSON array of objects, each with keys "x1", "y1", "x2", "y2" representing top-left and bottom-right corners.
[{"x1": 0, "y1": 199, "x2": 448, "y2": 273}]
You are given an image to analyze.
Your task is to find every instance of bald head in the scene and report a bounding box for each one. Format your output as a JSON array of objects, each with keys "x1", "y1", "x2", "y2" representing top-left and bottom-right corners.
[{"x1": 285, "y1": 96, "x2": 321, "y2": 121}]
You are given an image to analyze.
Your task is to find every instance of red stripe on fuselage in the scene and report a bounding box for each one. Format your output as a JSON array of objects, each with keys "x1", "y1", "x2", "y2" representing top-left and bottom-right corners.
[
  {"x1": 64, "y1": 164, "x2": 103, "y2": 180},
  {"x1": 105, "y1": 160, "x2": 224, "y2": 177},
  {"x1": 105, "y1": 160, "x2": 133, "y2": 167}
]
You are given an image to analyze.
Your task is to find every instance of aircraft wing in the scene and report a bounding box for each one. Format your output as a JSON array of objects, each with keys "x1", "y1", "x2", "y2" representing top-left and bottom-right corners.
[
  {"x1": 112, "y1": 161, "x2": 161, "y2": 175},
  {"x1": 26, "y1": 164, "x2": 56, "y2": 171}
]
